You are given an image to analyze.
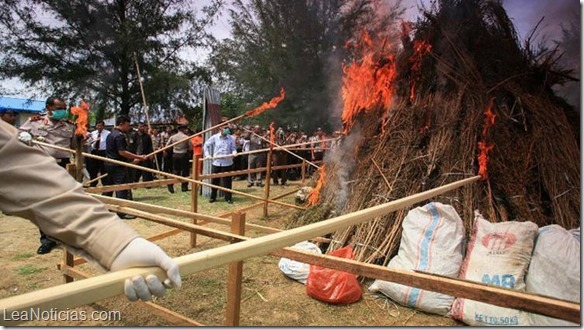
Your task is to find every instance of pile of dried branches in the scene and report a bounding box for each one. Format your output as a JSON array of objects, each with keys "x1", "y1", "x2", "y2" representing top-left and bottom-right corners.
[{"x1": 295, "y1": 0, "x2": 580, "y2": 265}]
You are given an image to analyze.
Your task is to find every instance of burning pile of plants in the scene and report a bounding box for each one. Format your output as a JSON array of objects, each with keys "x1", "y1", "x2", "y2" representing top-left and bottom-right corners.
[{"x1": 293, "y1": 0, "x2": 580, "y2": 265}]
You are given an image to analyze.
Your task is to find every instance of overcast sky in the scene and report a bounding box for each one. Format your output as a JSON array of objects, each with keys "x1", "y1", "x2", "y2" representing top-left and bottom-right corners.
[{"x1": 1, "y1": 0, "x2": 581, "y2": 99}]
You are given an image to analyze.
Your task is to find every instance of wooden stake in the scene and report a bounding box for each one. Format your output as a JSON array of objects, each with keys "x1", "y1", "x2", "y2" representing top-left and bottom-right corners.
[
  {"x1": 33, "y1": 141, "x2": 304, "y2": 211},
  {"x1": 263, "y1": 150, "x2": 273, "y2": 217},
  {"x1": 64, "y1": 163, "x2": 79, "y2": 283},
  {"x1": 191, "y1": 154, "x2": 200, "y2": 248},
  {"x1": 0, "y1": 176, "x2": 482, "y2": 324},
  {"x1": 301, "y1": 160, "x2": 306, "y2": 185},
  {"x1": 226, "y1": 212, "x2": 245, "y2": 326},
  {"x1": 74, "y1": 135, "x2": 84, "y2": 181}
]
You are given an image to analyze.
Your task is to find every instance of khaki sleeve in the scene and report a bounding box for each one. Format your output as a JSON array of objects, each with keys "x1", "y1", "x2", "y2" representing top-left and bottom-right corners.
[{"x1": 0, "y1": 120, "x2": 139, "y2": 269}]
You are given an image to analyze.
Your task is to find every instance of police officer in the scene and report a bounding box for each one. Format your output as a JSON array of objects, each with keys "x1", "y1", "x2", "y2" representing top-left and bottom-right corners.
[
  {"x1": 18, "y1": 96, "x2": 76, "y2": 254},
  {"x1": 104, "y1": 115, "x2": 148, "y2": 219},
  {"x1": 0, "y1": 109, "x2": 17, "y2": 126},
  {"x1": 2, "y1": 119, "x2": 181, "y2": 301}
]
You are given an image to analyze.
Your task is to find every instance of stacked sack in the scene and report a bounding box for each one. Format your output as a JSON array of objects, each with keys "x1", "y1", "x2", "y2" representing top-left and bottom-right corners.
[
  {"x1": 368, "y1": 202, "x2": 465, "y2": 315},
  {"x1": 450, "y1": 211, "x2": 538, "y2": 326},
  {"x1": 525, "y1": 225, "x2": 580, "y2": 326}
]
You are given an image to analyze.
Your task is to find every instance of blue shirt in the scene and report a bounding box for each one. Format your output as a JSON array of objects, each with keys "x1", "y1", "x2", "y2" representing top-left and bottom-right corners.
[{"x1": 204, "y1": 133, "x2": 237, "y2": 167}]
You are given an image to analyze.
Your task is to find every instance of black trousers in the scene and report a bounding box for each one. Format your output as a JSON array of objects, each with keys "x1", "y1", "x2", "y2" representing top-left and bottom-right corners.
[
  {"x1": 134, "y1": 159, "x2": 154, "y2": 182},
  {"x1": 211, "y1": 164, "x2": 233, "y2": 201},
  {"x1": 86, "y1": 150, "x2": 106, "y2": 187},
  {"x1": 40, "y1": 158, "x2": 69, "y2": 244},
  {"x1": 272, "y1": 151, "x2": 288, "y2": 184},
  {"x1": 104, "y1": 163, "x2": 132, "y2": 217},
  {"x1": 169, "y1": 153, "x2": 189, "y2": 191}
]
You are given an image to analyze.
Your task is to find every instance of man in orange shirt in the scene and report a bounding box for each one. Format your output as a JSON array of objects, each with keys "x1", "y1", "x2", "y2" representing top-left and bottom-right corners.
[{"x1": 191, "y1": 135, "x2": 203, "y2": 175}]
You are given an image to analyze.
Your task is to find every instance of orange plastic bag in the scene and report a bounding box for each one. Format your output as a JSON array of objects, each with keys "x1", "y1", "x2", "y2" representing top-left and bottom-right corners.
[{"x1": 306, "y1": 246, "x2": 363, "y2": 304}]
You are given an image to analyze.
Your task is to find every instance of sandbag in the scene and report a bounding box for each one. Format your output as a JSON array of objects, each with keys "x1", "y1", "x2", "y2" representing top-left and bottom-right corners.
[
  {"x1": 278, "y1": 241, "x2": 322, "y2": 284},
  {"x1": 525, "y1": 225, "x2": 580, "y2": 326},
  {"x1": 368, "y1": 202, "x2": 465, "y2": 315},
  {"x1": 450, "y1": 211, "x2": 538, "y2": 326},
  {"x1": 306, "y1": 246, "x2": 362, "y2": 304}
]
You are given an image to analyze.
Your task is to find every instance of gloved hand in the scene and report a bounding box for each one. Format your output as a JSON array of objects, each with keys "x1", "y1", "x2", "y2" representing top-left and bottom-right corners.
[
  {"x1": 18, "y1": 131, "x2": 33, "y2": 146},
  {"x1": 110, "y1": 237, "x2": 181, "y2": 301}
]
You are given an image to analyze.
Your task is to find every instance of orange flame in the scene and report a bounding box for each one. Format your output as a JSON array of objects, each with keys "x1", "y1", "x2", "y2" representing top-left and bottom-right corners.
[
  {"x1": 409, "y1": 40, "x2": 432, "y2": 102},
  {"x1": 341, "y1": 31, "x2": 397, "y2": 134},
  {"x1": 70, "y1": 100, "x2": 90, "y2": 136},
  {"x1": 307, "y1": 164, "x2": 326, "y2": 206},
  {"x1": 269, "y1": 122, "x2": 275, "y2": 146},
  {"x1": 245, "y1": 87, "x2": 286, "y2": 117},
  {"x1": 478, "y1": 98, "x2": 496, "y2": 180}
]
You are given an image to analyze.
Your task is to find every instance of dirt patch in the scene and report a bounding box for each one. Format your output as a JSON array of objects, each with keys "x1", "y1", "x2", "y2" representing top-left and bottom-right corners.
[{"x1": 0, "y1": 180, "x2": 461, "y2": 326}]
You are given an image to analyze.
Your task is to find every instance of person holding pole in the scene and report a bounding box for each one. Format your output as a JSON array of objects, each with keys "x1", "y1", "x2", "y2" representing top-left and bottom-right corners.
[
  {"x1": 1, "y1": 119, "x2": 181, "y2": 301},
  {"x1": 104, "y1": 115, "x2": 148, "y2": 219},
  {"x1": 18, "y1": 96, "x2": 76, "y2": 255},
  {"x1": 204, "y1": 122, "x2": 237, "y2": 204}
]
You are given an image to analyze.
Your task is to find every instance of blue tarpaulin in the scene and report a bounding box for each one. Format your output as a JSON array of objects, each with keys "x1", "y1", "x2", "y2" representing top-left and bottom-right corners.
[{"x1": 0, "y1": 97, "x2": 44, "y2": 113}]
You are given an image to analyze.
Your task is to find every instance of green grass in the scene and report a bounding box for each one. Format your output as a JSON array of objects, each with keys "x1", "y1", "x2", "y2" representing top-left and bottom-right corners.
[
  {"x1": 11, "y1": 252, "x2": 34, "y2": 261},
  {"x1": 130, "y1": 179, "x2": 301, "y2": 217},
  {"x1": 16, "y1": 264, "x2": 46, "y2": 276}
]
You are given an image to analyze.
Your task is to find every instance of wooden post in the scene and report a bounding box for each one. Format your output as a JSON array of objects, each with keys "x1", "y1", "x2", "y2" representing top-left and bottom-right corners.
[
  {"x1": 301, "y1": 160, "x2": 306, "y2": 185},
  {"x1": 64, "y1": 163, "x2": 78, "y2": 283},
  {"x1": 263, "y1": 151, "x2": 273, "y2": 217},
  {"x1": 226, "y1": 212, "x2": 245, "y2": 326},
  {"x1": 190, "y1": 154, "x2": 200, "y2": 248},
  {"x1": 74, "y1": 136, "x2": 84, "y2": 181}
]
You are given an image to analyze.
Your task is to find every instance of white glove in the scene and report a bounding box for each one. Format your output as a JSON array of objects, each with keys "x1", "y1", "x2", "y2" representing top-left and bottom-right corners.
[
  {"x1": 18, "y1": 131, "x2": 33, "y2": 146},
  {"x1": 110, "y1": 238, "x2": 181, "y2": 301}
]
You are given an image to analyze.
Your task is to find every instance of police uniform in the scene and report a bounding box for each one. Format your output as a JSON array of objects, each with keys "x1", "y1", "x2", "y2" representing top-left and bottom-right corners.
[
  {"x1": 0, "y1": 120, "x2": 138, "y2": 269},
  {"x1": 19, "y1": 114, "x2": 76, "y2": 168},
  {"x1": 18, "y1": 114, "x2": 76, "y2": 250}
]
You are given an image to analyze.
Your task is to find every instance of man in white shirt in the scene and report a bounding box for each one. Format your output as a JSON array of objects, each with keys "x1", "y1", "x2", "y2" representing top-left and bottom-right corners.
[
  {"x1": 204, "y1": 123, "x2": 237, "y2": 204},
  {"x1": 86, "y1": 120, "x2": 111, "y2": 187}
]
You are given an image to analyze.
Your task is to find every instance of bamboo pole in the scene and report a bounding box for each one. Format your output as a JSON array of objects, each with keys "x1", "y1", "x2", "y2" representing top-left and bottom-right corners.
[
  {"x1": 149, "y1": 113, "x2": 246, "y2": 159},
  {"x1": 225, "y1": 212, "x2": 245, "y2": 326},
  {"x1": 263, "y1": 148, "x2": 273, "y2": 217},
  {"x1": 84, "y1": 179, "x2": 179, "y2": 194},
  {"x1": 199, "y1": 161, "x2": 321, "y2": 180},
  {"x1": 148, "y1": 88, "x2": 285, "y2": 158},
  {"x1": 242, "y1": 127, "x2": 322, "y2": 169},
  {"x1": 65, "y1": 200, "x2": 579, "y2": 325},
  {"x1": 32, "y1": 141, "x2": 304, "y2": 211},
  {"x1": 83, "y1": 173, "x2": 108, "y2": 187},
  {"x1": 134, "y1": 54, "x2": 160, "y2": 172},
  {"x1": 0, "y1": 175, "x2": 482, "y2": 324},
  {"x1": 198, "y1": 138, "x2": 339, "y2": 162}
]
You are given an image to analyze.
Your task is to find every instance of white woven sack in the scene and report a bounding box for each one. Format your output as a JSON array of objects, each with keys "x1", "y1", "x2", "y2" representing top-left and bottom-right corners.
[
  {"x1": 525, "y1": 225, "x2": 580, "y2": 326},
  {"x1": 369, "y1": 202, "x2": 465, "y2": 315},
  {"x1": 278, "y1": 241, "x2": 322, "y2": 284},
  {"x1": 450, "y1": 211, "x2": 538, "y2": 326}
]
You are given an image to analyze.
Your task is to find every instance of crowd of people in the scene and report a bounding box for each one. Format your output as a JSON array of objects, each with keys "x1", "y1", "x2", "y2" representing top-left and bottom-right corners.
[{"x1": 2, "y1": 98, "x2": 342, "y2": 253}]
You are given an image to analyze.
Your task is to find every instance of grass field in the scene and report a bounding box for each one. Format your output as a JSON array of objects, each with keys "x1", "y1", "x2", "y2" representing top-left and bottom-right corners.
[{"x1": 0, "y1": 177, "x2": 459, "y2": 326}]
